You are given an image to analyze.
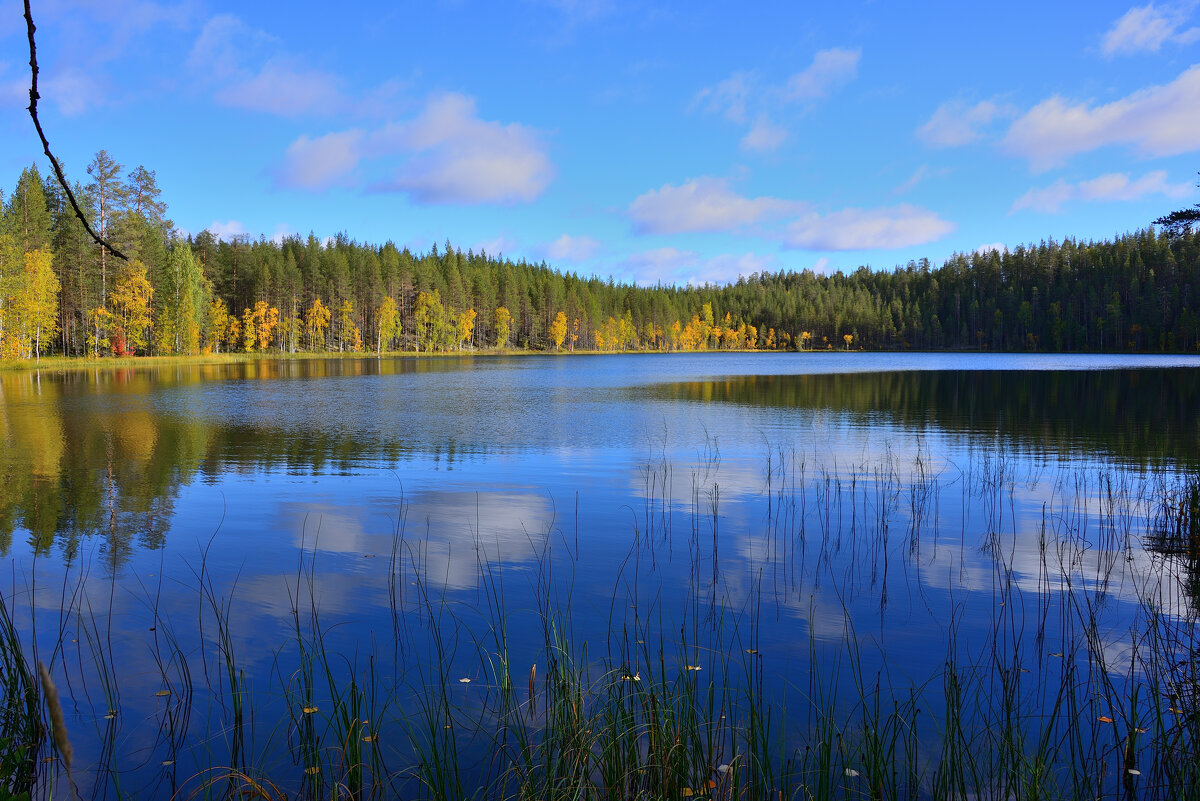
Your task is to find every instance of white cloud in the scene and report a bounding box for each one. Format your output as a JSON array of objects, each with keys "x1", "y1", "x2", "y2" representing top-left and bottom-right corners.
[
  {"x1": 784, "y1": 48, "x2": 861, "y2": 101},
  {"x1": 783, "y1": 205, "x2": 955, "y2": 250},
  {"x1": 893, "y1": 164, "x2": 949, "y2": 194},
  {"x1": 274, "y1": 93, "x2": 553, "y2": 203},
  {"x1": 917, "y1": 100, "x2": 1010, "y2": 148},
  {"x1": 207, "y1": 220, "x2": 248, "y2": 241},
  {"x1": 1102, "y1": 2, "x2": 1200, "y2": 56},
  {"x1": 617, "y1": 248, "x2": 779, "y2": 287},
  {"x1": 1010, "y1": 170, "x2": 1193, "y2": 213},
  {"x1": 694, "y1": 71, "x2": 754, "y2": 123},
  {"x1": 544, "y1": 234, "x2": 600, "y2": 262},
  {"x1": 975, "y1": 242, "x2": 1007, "y2": 256},
  {"x1": 1004, "y1": 65, "x2": 1200, "y2": 169},
  {"x1": 188, "y1": 14, "x2": 262, "y2": 79},
  {"x1": 216, "y1": 58, "x2": 345, "y2": 116},
  {"x1": 275, "y1": 130, "x2": 364, "y2": 190},
  {"x1": 811, "y1": 256, "x2": 832, "y2": 274},
  {"x1": 370, "y1": 93, "x2": 553, "y2": 204},
  {"x1": 42, "y1": 67, "x2": 106, "y2": 116},
  {"x1": 741, "y1": 116, "x2": 788, "y2": 152},
  {"x1": 629, "y1": 177, "x2": 798, "y2": 235},
  {"x1": 695, "y1": 50, "x2": 857, "y2": 146},
  {"x1": 190, "y1": 13, "x2": 351, "y2": 117}
]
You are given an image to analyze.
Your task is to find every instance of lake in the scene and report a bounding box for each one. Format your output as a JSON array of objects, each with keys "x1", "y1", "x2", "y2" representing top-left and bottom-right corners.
[{"x1": 1, "y1": 352, "x2": 1198, "y2": 799}]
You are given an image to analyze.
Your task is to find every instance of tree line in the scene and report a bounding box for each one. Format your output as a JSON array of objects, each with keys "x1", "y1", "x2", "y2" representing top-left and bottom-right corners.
[{"x1": 2, "y1": 153, "x2": 1200, "y2": 360}]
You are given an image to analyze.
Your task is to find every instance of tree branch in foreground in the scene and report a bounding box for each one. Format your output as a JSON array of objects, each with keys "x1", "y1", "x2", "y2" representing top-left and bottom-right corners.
[{"x1": 24, "y1": 0, "x2": 127, "y2": 262}]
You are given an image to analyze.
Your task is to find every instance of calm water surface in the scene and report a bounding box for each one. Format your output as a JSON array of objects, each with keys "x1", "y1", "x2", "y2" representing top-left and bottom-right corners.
[{"x1": 1, "y1": 352, "x2": 1198, "y2": 796}]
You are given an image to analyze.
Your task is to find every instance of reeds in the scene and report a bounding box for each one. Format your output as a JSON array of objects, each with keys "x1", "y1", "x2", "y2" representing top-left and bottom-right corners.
[{"x1": 0, "y1": 452, "x2": 1197, "y2": 799}]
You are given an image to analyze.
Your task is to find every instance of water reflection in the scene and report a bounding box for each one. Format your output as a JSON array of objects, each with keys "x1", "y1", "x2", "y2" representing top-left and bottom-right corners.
[
  {"x1": 645, "y1": 369, "x2": 1200, "y2": 467},
  {"x1": 2, "y1": 362, "x2": 1198, "y2": 566}
]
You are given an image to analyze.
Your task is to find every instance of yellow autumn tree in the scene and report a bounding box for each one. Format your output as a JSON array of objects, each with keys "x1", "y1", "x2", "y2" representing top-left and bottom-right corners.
[
  {"x1": 548, "y1": 310, "x2": 567, "y2": 350},
  {"x1": 305, "y1": 297, "x2": 331, "y2": 351},
  {"x1": 258, "y1": 302, "x2": 279, "y2": 351},
  {"x1": 493, "y1": 306, "x2": 512, "y2": 349},
  {"x1": 457, "y1": 307, "x2": 477, "y2": 350},
  {"x1": 108, "y1": 261, "x2": 154, "y2": 355},
  {"x1": 376, "y1": 295, "x2": 400, "y2": 353},
  {"x1": 2, "y1": 249, "x2": 59, "y2": 360},
  {"x1": 205, "y1": 298, "x2": 231, "y2": 353}
]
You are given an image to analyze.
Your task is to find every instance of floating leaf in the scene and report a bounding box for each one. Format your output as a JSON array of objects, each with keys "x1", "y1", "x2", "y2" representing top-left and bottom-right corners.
[
  {"x1": 459, "y1": 678, "x2": 471, "y2": 684},
  {"x1": 686, "y1": 665, "x2": 702, "y2": 671},
  {"x1": 1127, "y1": 769, "x2": 1141, "y2": 776},
  {"x1": 1049, "y1": 652, "x2": 1063, "y2": 657},
  {"x1": 681, "y1": 789, "x2": 694, "y2": 797},
  {"x1": 717, "y1": 764, "x2": 731, "y2": 774},
  {"x1": 305, "y1": 766, "x2": 320, "y2": 776},
  {"x1": 745, "y1": 649, "x2": 758, "y2": 654},
  {"x1": 161, "y1": 760, "x2": 173, "y2": 766},
  {"x1": 844, "y1": 768, "x2": 861, "y2": 778},
  {"x1": 363, "y1": 554, "x2": 376, "y2": 558},
  {"x1": 103, "y1": 713, "x2": 115, "y2": 720},
  {"x1": 707, "y1": 779, "x2": 717, "y2": 789},
  {"x1": 362, "y1": 734, "x2": 375, "y2": 743},
  {"x1": 1169, "y1": 708, "x2": 1184, "y2": 714},
  {"x1": 303, "y1": 706, "x2": 319, "y2": 714},
  {"x1": 155, "y1": 690, "x2": 171, "y2": 697},
  {"x1": 1098, "y1": 716, "x2": 1114, "y2": 723}
]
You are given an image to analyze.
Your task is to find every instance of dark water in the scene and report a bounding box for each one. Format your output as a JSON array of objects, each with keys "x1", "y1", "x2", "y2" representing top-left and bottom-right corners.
[{"x1": 1, "y1": 352, "x2": 1198, "y2": 797}]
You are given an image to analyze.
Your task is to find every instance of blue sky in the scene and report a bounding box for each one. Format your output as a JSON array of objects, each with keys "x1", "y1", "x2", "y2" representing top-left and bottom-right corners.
[{"x1": 2, "y1": 0, "x2": 1199, "y2": 285}]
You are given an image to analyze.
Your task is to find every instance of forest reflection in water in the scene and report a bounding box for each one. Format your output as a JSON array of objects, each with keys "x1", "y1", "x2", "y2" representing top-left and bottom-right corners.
[
  {"x1": 0, "y1": 354, "x2": 1198, "y2": 798},
  {"x1": 2, "y1": 359, "x2": 1197, "y2": 563}
]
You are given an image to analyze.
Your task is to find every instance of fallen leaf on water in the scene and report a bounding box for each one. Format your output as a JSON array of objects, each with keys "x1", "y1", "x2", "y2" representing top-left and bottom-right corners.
[
  {"x1": 161, "y1": 760, "x2": 173, "y2": 766},
  {"x1": 1169, "y1": 708, "x2": 1183, "y2": 714},
  {"x1": 302, "y1": 706, "x2": 319, "y2": 714},
  {"x1": 1127, "y1": 769, "x2": 1141, "y2": 776},
  {"x1": 706, "y1": 779, "x2": 717, "y2": 789},
  {"x1": 362, "y1": 735, "x2": 375, "y2": 743},
  {"x1": 681, "y1": 789, "x2": 694, "y2": 797},
  {"x1": 103, "y1": 713, "x2": 115, "y2": 720},
  {"x1": 1049, "y1": 652, "x2": 1063, "y2": 657},
  {"x1": 717, "y1": 764, "x2": 731, "y2": 774},
  {"x1": 686, "y1": 665, "x2": 702, "y2": 671},
  {"x1": 745, "y1": 649, "x2": 758, "y2": 654},
  {"x1": 844, "y1": 768, "x2": 860, "y2": 777},
  {"x1": 1098, "y1": 716, "x2": 1114, "y2": 723},
  {"x1": 1134, "y1": 727, "x2": 1148, "y2": 733},
  {"x1": 459, "y1": 678, "x2": 471, "y2": 684},
  {"x1": 363, "y1": 554, "x2": 376, "y2": 558},
  {"x1": 155, "y1": 690, "x2": 171, "y2": 697},
  {"x1": 305, "y1": 766, "x2": 320, "y2": 776}
]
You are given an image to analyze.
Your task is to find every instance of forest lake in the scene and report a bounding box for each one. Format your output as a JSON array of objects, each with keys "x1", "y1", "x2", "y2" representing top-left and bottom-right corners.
[{"x1": 0, "y1": 350, "x2": 1198, "y2": 799}]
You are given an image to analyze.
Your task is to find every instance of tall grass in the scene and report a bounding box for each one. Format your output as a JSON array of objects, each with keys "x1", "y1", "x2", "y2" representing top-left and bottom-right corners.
[{"x1": 0, "y1": 457, "x2": 1197, "y2": 799}]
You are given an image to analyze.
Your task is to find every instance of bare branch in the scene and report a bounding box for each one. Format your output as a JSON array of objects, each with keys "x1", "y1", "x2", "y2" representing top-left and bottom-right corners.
[{"x1": 24, "y1": 0, "x2": 128, "y2": 261}]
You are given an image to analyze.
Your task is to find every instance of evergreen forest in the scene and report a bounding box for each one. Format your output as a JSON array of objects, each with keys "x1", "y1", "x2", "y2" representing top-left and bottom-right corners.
[{"x1": 3, "y1": 154, "x2": 1200, "y2": 361}]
